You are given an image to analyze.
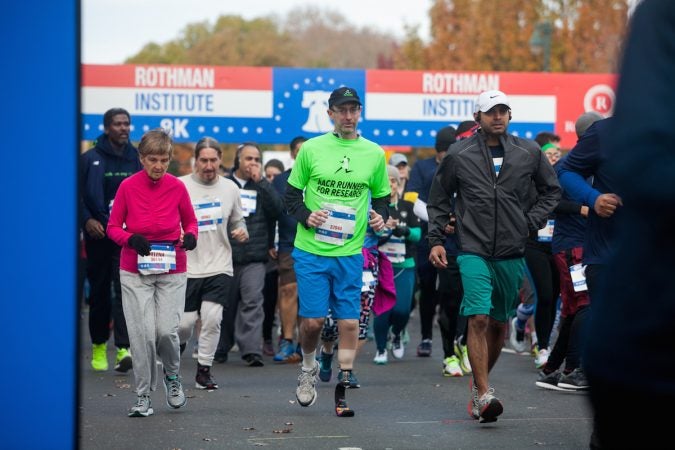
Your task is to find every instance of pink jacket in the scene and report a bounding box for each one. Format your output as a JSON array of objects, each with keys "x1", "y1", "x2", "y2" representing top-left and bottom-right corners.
[
  {"x1": 107, "y1": 171, "x2": 198, "y2": 274},
  {"x1": 363, "y1": 246, "x2": 396, "y2": 316}
]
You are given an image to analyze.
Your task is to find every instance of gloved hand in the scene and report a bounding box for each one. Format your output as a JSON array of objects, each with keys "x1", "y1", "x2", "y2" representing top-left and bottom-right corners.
[
  {"x1": 181, "y1": 232, "x2": 197, "y2": 250},
  {"x1": 392, "y1": 225, "x2": 411, "y2": 238},
  {"x1": 128, "y1": 234, "x2": 151, "y2": 256}
]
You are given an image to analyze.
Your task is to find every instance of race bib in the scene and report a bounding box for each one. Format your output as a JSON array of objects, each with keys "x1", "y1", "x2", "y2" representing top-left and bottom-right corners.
[
  {"x1": 379, "y1": 236, "x2": 406, "y2": 263},
  {"x1": 315, "y1": 203, "x2": 356, "y2": 246},
  {"x1": 193, "y1": 198, "x2": 223, "y2": 232},
  {"x1": 537, "y1": 219, "x2": 555, "y2": 242},
  {"x1": 361, "y1": 269, "x2": 376, "y2": 292},
  {"x1": 137, "y1": 244, "x2": 176, "y2": 275},
  {"x1": 570, "y1": 263, "x2": 588, "y2": 292},
  {"x1": 240, "y1": 190, "x2": 257, "y2": 217}
]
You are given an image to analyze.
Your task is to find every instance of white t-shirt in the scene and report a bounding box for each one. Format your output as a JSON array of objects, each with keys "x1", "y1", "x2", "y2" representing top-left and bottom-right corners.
[{"x1": 180, "y1": 174, "x2": 247, "y2": 278}]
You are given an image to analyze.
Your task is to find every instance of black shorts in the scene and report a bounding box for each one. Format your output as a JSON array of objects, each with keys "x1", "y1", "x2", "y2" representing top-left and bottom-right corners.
[{"x1": 185, "y1": 273, "x2": 232, "y2": 312}]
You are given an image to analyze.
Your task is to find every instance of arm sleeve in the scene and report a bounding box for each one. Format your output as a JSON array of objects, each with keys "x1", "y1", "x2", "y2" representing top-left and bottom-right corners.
[
  {"x1": 284, "y1": 184, "x2": 311, "y2": 229},
  {"x1": 371, "y1": 195, "x2": 390, "y2": 223}
]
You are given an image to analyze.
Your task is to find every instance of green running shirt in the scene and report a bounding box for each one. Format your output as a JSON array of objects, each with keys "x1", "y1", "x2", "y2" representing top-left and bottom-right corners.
[{"x1": 288, "y1": 133, "x2": 390, "y2": 256}]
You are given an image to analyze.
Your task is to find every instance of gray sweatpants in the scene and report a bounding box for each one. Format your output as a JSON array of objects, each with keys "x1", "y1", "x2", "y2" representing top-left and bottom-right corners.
[
  {"x1": 233, "y1": 262, "x2": 266, "y2": 357},
  {"x1": 120, "y1": 271, "x2": 187, "y2": 396}
]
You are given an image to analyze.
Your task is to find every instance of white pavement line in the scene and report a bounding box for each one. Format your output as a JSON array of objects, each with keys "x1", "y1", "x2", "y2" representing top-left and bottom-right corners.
[{"x1": 248, "y1": 435, "x2": 350, "y2": 442}]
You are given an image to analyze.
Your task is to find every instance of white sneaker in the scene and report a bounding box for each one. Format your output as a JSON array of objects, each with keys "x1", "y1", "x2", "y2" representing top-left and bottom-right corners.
[
  {"x1": 296, "y1": 363, "x2": 319, "y2": 407},
  {"x1": 534, "y1": 347, "x2": 550, "y2": 369},
  {"x1": 373, "y1": 350, "x2": 388, "y2": 365},
  {"x1": 443, "y1": 356, "x2": 463, "y2": 377},
  {"x1": 391, "y1": 335, "x2": 404, "y2": 359},
  {"x1": 509, "y1": 317, "x2": 528, "y2": 354}
]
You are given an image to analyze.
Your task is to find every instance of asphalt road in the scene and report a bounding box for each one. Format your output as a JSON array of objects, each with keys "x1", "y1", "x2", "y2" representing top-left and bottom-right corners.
[{"x1": 79, "y1": 309, "x2": 592, "y2": 449}]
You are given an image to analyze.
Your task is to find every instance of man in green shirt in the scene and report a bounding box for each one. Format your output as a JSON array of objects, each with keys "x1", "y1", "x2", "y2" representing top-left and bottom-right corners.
[{"x1": 284, "y1": 87, "x2": 390, "y2": 417}]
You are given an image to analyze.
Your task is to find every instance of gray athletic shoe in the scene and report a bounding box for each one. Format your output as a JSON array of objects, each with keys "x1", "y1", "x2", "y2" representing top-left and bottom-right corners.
[
  {"x1": 296, "y1": 362, "x2": 319, "y2": 407},
  {"x1": 128, "y1": 394, "x2": 153, "y2": 417},
  {"x1": 163, "y1": 375, "x2": 187, "y2": 409}
]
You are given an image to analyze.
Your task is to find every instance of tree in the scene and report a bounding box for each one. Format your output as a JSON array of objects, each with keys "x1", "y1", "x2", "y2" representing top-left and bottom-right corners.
[
  {"x1": 409, "y1": 0, "x2": 629, "y2": 72},
  {"x1": 126, "y1": 9, "x2": 398, "y2": 69}
]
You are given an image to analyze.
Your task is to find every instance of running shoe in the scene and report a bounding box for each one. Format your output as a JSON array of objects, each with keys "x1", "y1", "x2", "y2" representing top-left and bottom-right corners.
[
  {"x1": 296, "y1": 362, "x2": 319, "y2": 407},
  {"x1": 443, "y1": 356, "x2": 463, "y2": 377},
  {"x1": 534, "y1": 348, "x2": 550, "y2": 369},
  {"x1": 163, "y1": 374, "x2": 187, "y2": 409},
  {"x1": 128, "y1": 394, "x2": 153, "y2": 417},
  {"x1": 195, "y1": 364, "x2": 218, "y2": 390},
  {"x1": 391, "y1": 334, "x2": 405, "y2": 359},
  {"x1": 509, "y1": 317, "x2": 528, "y2": 354},
  {"x1": 373, "y1": 350, "x2": 388, "y2": 365},
  {"x1": 476, "y1": 388, "x2": 503, "y2": 423},
  {"x1": 114, "y1": 347, "x2": 132, "y2": 373},
  {"x1": 557, "y1": 368, "x2": 590, "y2": 390},
  {"x1": 274, "y1": 339, "x2": 301, "y2": 363},
  {"x1": 91, "y1": 343, "x2": 108, "y2": 371},
  {"x1": 417, "y1": 339, "x2": 432, "y2": 357},
  {"x1": 454, "y1": 341, "x2": 471, "y2": 374},
  {"x1": 337, "y1": 369, "x2": 360, "y2": 388},
  {"x1": 535, "y1": 369, "x2": 571, "y2": 391}
]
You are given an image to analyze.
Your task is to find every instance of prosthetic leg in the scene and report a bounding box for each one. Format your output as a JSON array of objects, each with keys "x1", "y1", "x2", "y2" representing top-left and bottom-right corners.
[{"x1": 335, "y1": 370, "x2": 355, "y2": 417}]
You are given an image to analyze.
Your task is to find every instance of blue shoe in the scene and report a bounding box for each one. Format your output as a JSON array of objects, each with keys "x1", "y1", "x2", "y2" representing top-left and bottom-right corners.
[
  {"x1": 318, "y1": 350, "x2": 333, "y2": 382},
  {"x1": 337, "y1": 369, "x2": 360, "y2": 388},
  {"x1": 274, "y1": 339, "x2": 301, "y2": 363}
]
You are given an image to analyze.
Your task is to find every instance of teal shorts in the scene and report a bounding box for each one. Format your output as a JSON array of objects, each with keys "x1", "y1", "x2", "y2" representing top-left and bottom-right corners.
[{"x1": 457, "y1": 254, "x2": 525, "y2": 323}]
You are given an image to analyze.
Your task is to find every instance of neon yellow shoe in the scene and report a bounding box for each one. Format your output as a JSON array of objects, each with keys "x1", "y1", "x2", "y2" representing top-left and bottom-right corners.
[
  {"x1": 114, "y1": 347, "x2": 133, "y2": 373},
  {"x1": 91, "y1": 343, "x2": 108, "y2": 371}
]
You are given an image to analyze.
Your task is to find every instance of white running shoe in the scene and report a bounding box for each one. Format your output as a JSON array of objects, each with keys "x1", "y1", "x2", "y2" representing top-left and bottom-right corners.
[
  {"x1": 534, "y1": 347, "x2": 550, "y2": 369},
  {"x1": 373, "y1": 350, "x2": 388, "y2": 365},
  {"x1": 509, "y1": 317, "x2": 528, "y2": 354}
]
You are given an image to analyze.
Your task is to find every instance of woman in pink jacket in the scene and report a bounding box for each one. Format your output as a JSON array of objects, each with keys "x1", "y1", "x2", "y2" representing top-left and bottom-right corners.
[{"x1": 107, "y1": 129, "x2": 198, "y2": 418}]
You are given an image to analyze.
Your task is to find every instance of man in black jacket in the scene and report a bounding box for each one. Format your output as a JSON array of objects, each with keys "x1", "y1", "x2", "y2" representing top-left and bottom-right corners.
[
  {"x1": 216, "y1": 143, "x2": 283, "y2": 367},
  {"x1": 427, "y1": 90, "x2": 560, "y2": 423},
  {"x1": 80, "y1": 108, "x2": 141, "y2": 373}
]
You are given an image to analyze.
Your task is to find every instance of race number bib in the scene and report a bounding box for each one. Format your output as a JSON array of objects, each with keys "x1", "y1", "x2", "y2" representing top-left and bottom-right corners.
[
  {"x1": 569, "y1": 263, "x2": 588, "y2": 292},
  {"x1": 315, "y1": 203, "x2": 356, "y2": 246},
  {"x1": 193, "y1": 198, "x2": 223, "y2": 232},
  {"x1": 137, "y1": 244, "x2": 176, "y2": 275},
  {"x1": 537, "y1": 219, "x2": 555, "y2": 242},
  {"x1": 379, "y1": 236, "x2": 406, "y2": 263},
  {"x1": 240, "y1": 190, "x2": 257, "y2": 217}
]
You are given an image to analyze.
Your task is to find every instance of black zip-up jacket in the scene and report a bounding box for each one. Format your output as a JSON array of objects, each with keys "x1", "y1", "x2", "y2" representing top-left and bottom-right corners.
[
  {"x1": 427, "y1": 130, "x2": 561, "y2": 259},
  {"x1": 227, "y1": 175, "x2": 283, "y2": 265},
  {"x1": 80, "y1": 134, "x2": 141, "y2": 235}
]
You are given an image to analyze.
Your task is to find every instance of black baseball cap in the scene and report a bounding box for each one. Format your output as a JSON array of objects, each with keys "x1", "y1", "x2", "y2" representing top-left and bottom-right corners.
[{"x1": 328, "y1": 87, "x2": 362, "y2": 108}]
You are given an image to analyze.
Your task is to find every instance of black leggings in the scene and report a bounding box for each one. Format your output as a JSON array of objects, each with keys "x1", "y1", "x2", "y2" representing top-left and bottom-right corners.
[
  {"x1": 545, "y1": 305, "x2": 589, "y2": 371},
  {"x1": 525, "y1": 245, "x2": 560, "y2": 349}
]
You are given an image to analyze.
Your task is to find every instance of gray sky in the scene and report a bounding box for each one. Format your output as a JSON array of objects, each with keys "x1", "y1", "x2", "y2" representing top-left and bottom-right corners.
[{"x1": 82, "y1": 0, "x2": 432, "y2": 64}]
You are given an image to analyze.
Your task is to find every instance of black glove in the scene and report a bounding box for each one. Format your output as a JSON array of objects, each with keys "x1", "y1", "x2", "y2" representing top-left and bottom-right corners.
[
  {"x1": 392, "y1": 225, "x2": 411, "y2": 238},
  {"x1": 182, "y1": 233, "x2": 197, "y2": 250},
  {"x1": 128, "y1": 234, "x2": 151, "y2": 256}
]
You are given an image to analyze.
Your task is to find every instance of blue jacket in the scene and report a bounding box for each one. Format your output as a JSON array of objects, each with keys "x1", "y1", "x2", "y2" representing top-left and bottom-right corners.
[
  {"x1": 557, "y1": 118, "x2": 619, "y2": 265},
  {"x1": 79, "y1": 134, "x2": 141, "y2": 235}
]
